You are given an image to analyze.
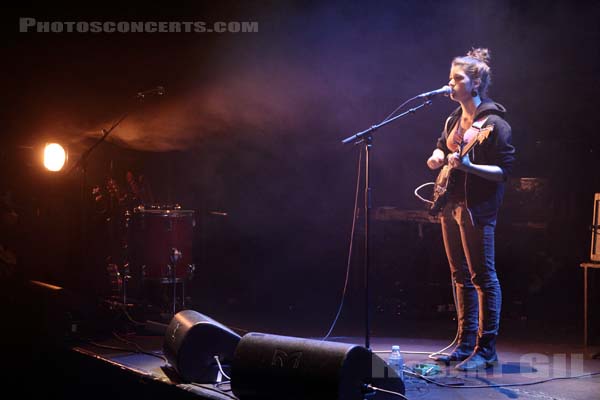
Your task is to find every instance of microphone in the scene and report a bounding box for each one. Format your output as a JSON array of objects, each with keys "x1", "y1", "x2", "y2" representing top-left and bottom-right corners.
[
  {"x1": 137, "y1": 86, "x2": 165, "y2": 98},
  {"x1": 417, "y1": 85, "x2": 451, "y2": 99}
]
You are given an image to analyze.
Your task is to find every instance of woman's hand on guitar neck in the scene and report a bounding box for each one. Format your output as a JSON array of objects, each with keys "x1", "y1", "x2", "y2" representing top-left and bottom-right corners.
[{"x1": 427, "y1": 149, "x2": 445, "y2": 170}]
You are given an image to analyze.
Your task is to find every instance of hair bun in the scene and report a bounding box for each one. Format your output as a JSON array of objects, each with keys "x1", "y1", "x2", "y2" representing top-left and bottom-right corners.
[{"x1": 467, "y1": 48, "x2": 491, "y2": 65}]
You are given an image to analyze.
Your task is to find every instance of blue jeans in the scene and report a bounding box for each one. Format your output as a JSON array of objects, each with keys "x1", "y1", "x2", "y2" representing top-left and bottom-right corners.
[{"x1": 440, "y1": 202, "x2": 502, "y2": 339}]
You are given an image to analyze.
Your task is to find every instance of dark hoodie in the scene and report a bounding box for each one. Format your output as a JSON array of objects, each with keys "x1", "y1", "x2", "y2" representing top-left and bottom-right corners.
[{"x1": 436, "y1": 99, "x2": 516, "y2": 225}]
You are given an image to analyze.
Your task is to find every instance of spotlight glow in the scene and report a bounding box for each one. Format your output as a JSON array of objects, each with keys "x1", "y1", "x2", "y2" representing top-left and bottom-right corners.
[{"x1": 43, "y1": 143, "x2": 67, "y2": 172}]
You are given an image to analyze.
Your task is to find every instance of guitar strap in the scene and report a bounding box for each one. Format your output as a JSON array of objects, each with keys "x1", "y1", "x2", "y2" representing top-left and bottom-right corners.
[
  {"x1": 464, "y1": 116, "x2": 490, "y2": 150},
  {"x1": 444, "y1": 116, "x2": 488, "y2": 152},
  {"x1": 444, "y1": 115, "x2": 489, "y2": 135},
  {"x1": 443, "y1": 115, "x2": 453, "y2": 135},
  {"x1": 471, "y1": 116, "x2": 489, "y2": 130}
]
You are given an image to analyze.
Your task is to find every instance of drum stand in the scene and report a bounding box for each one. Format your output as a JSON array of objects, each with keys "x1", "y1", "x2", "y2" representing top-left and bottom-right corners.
[
  {"x1": 168, "y1": 247, "x2": 185, "y2": 316},
  {"x1": 121, "y1": 263, "x2": 131, "y2": 305}
]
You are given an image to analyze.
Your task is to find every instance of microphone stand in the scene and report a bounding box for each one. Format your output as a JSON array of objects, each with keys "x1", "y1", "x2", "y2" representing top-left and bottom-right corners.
[{"x1": 342, "y1": 100, "x2": 432, "y2": 350}]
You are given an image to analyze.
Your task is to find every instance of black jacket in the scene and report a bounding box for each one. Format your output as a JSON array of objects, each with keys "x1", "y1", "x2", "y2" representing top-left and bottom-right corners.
[{"x1": 436, "y1": 100, "x2": 516, "y2": 225}]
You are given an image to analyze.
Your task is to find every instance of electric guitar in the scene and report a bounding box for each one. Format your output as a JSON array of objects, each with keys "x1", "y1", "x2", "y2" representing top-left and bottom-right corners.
[{"x1": 429, "y1": 124, "x2": 494, "y2": 215}]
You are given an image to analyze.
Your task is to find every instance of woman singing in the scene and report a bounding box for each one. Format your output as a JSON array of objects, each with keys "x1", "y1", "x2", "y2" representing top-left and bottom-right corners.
[{"x1": 427, "y1": 48, "x2": 516, "y2": 371}]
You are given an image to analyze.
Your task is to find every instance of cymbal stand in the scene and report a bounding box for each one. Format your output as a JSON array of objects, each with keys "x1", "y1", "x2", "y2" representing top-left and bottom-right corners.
[{"x1": 66, "y1": 87, "x2": 164, "y2": 304}]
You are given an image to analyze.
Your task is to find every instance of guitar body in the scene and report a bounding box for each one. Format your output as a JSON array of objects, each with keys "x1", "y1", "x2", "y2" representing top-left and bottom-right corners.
[{"x1": 429, "y1": 165, "x2": 454, "y2": 215}]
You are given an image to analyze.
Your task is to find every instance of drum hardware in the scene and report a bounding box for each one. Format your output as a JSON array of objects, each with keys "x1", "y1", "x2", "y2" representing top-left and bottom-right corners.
[
  {"x1": 169, "y1": 247, "x2": 185, "y2": 315},
  {"x1": 170, "y1": 247, "x2": 182, "y2": 264},
  {"x1": 106, "y1": 262, "x2": 133, "y2": 306},
  {"x1": 124, "y1": 210, "x2": 132, "y2": 229},
  {"x1": 122, "y1": 262, "x2": 131, "y2": 305},
  {"x1": 106, "y1": 263, "x2": 122, "y2": 298},
  {"x1": 187, "y1": 263, "x2": 196, "y2": 279}
]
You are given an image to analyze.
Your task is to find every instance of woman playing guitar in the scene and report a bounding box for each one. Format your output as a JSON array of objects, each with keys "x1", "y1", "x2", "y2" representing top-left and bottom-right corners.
[{"x1": 426, "y1": 48, "x2": 516, "y2": 371}]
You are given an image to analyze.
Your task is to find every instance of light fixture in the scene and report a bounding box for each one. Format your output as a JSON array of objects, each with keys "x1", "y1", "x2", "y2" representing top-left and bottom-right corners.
[{"x1": 43, "y1": 143, "x2": 67, "y2": 172}]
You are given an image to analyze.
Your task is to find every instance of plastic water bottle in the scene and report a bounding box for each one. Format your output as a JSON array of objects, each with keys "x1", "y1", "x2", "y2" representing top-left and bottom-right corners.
[{"x1": 388, "y1": 345, "x2": 404, "y2": 380}]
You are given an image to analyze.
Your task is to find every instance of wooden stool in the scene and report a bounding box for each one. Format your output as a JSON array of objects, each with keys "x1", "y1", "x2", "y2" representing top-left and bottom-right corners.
[{"x1": 581, "y1": 262, "x2": 600, "y2": 346}]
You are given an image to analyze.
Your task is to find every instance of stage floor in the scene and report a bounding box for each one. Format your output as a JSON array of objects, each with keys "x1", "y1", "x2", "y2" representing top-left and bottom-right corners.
[{"x1": 63, "y1": 330, "x2": 600, "y2": 400}]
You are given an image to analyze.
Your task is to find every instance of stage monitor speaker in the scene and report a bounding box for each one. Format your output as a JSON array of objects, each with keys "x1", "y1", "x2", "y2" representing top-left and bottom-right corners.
[
  {"x1": 591, "y1": 193, "x2": 600, "y2": 262},
  {"x1": 163, "y1": 310, "x2": 241, "y2": 383},
  {"x1": 231, "y1": 332, "x2": 404, "y2": 400}
]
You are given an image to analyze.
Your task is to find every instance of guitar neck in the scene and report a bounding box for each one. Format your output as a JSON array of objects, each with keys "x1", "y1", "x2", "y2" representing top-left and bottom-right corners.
[
  {"x1": 459, "y1": 140, "x2": 477, "y2": 157},
  {"x1": 458, "y1": 126, "x2": 493, "y2": 157}
]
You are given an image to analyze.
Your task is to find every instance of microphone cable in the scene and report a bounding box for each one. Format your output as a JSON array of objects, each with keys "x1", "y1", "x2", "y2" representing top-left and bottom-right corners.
[
  {"x1": 321, "y1": 146, "x2": 362, "y2": 341},
  {"x1": 379, "y1": 85, "x2": 450, "y2": 125},
  {"x1": 379, "y1": 95, "x2": 421, "y2": 125}
]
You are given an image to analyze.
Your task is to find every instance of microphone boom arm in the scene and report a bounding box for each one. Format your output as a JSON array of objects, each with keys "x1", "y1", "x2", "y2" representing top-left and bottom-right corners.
[
  {"x1": 341, "y1": 100, "x2": 432, "y2": 144},
  {"x1": 68, "y1": 85, "x2": 164, "y2": 175}
]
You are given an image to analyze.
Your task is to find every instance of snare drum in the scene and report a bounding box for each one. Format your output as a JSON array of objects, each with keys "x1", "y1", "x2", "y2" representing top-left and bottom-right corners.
[{"x1": 129, "y1": 208, "x2": 195, "y2": 282}]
